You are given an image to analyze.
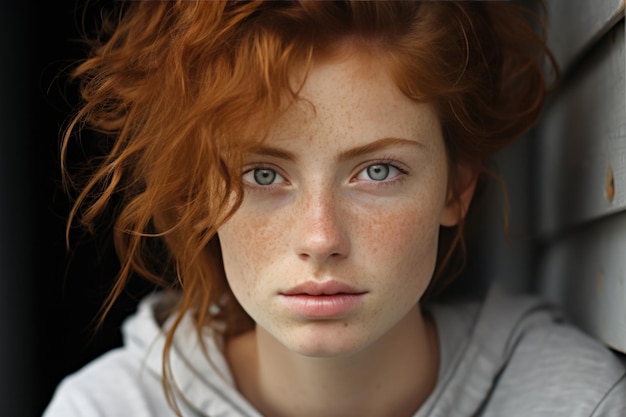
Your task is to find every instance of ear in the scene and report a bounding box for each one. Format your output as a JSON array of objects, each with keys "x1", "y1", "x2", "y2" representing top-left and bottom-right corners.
[{"x1": 440, "y1": 162, "x2": 479, "y2": 227}]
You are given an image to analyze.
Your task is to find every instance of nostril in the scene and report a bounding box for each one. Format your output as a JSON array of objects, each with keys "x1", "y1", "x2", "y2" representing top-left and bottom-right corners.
[{"x1": 297, "y1": 249, "x2": 347, "y2": 262}]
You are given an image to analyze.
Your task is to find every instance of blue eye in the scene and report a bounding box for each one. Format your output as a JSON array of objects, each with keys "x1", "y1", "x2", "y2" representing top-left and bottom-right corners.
[
  {"x1": 254, "y1": 169, "x2": 276, "y2": 185},
  {"x1": 243, "y1": 167, "x2": 286, "y2": 186},
  {"x1": 356, "y1": 163, "x2": 402, "y2": 182},
  {"x1": 367, "y1": 164, "x2": 390, "y2": 181}
]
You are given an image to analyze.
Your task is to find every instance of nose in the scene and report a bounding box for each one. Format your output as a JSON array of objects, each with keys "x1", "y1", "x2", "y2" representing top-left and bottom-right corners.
[{"x1": 295, "y1": 188, "x2": 350, "y2": 264}]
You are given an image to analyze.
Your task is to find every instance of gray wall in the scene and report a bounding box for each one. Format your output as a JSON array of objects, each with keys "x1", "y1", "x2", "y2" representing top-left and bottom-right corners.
[{"x1": 534, "y1": 1, "x2": 626, "y2": 352}]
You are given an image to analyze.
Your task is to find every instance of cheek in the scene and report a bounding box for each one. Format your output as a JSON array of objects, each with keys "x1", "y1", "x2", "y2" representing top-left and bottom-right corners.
[
  {"x1": 358, "y1": 200, "x2": 442, "y2": 286},
  {"x1": 218, "y1": 213, "x2": 276, "y2": 291},
  {"x1": 218, "y1": 219, "x2": 265, "y2": 320}
]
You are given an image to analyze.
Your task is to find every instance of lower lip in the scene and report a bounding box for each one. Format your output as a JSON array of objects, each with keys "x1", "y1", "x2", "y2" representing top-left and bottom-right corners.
[{"x1": 279, "y1": 293, "x2": 366, "y2": 318}]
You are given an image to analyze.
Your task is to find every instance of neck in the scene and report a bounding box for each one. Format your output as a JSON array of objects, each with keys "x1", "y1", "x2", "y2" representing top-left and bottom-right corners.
[{"x1": 227, "y1": 304, "x2": 439, "y2": 417}]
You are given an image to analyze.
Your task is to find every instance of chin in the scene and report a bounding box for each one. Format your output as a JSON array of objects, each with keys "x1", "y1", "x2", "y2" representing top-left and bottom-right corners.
[{"x1": 278, "y1": 322, "x2": 375, "y2": 359}]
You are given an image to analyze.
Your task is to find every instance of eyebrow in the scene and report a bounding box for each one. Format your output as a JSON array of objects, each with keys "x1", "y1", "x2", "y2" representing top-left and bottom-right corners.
[
  {"x1": 251, "y1": 137, "x2": 423, "y2": 162},
  {"x1": 251, "y1": 146, "x2": 298, "y2": 161},
  {"x1": 337, "y1": 137, "x2": 423, "y2": 162}
]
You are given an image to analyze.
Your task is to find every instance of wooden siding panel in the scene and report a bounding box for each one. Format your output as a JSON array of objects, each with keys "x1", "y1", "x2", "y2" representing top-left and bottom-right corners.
[
  {"x1": 546, "y1": 0, "x2": 624, "y2": 71},
  {"x1": 534, "y1": 21, "x2": 626, "y2": 237},
  {"x1": 537, "y1": 210, "x2": 626, "y2": 353}
]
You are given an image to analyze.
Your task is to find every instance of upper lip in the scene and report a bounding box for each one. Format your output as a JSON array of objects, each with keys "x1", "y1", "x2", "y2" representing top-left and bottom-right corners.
[{"x1": 281, "y1": 281, "x2": 366, "y2": 296}]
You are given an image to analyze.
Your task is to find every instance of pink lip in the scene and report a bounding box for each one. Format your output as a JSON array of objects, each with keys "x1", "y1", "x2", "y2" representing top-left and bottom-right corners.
[
  {"x1": 279, "y1": 281, "x2": 367, "y2": 318},
  {"x1": 281, "y1": 281, "x2": 364, "y2": 296}
]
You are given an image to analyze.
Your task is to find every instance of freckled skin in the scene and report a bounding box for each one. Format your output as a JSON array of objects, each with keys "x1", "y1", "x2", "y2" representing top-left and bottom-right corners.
[{"x1": 218, "y1": 54, "x2": 462, "y2": 362}]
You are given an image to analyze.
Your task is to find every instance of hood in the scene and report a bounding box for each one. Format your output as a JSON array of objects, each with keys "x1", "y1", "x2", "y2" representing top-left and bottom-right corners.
[{"x1": 122, "y1": 293, "x2": 262, "y2": 417}]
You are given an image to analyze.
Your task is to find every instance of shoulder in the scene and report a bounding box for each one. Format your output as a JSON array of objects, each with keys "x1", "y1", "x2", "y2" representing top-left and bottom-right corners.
[
  {"x1": 424, "y1": 284, "x2": 626, "y2": 417},
  {"x1": 479, "y1": 286, "x2": 626, "y2": 416},
  {"x1": 43, "y1": 294, "x2": 186, "y2": 417},
  {"x1": 43, "y1": 293, "x2": 253, "y2": 417},
  {"x1": 43, "y1": 347, "x2": 171, "y2": 417}
]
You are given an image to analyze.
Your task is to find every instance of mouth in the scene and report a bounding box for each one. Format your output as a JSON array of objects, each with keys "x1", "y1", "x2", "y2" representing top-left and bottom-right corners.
[
  {"x1": 279, "y1": 281, "x2": 368, "y2": 318},
  {"x1": 280, "y1": 280, "x2": 367, "y2": 296}
]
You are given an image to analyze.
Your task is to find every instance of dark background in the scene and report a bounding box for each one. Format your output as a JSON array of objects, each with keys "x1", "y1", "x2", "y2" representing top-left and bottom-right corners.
[{"x1": 1, "y1": 2, "x2": 151, "y2": 415}]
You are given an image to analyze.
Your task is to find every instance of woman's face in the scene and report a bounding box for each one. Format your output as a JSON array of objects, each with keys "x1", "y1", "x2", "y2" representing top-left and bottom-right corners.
[{"x1": 218, "y1": 54, "x2": 464, "y2": 358}]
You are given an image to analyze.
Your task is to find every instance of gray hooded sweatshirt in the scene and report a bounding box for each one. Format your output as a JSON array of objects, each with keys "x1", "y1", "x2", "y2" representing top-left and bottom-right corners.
[{"x1": 44, "y1": 285, "x2": 626, "y2": 416}]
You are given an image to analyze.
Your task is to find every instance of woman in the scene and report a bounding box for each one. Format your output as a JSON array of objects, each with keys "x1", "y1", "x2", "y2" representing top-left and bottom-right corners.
[{"x1": 45, "y1": 1, "x2": 626, "y2": 416}]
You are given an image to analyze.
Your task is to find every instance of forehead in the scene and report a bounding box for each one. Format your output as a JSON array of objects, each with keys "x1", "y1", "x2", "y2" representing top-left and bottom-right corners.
[{"x1": 264, "y1": 54, "x2": 442, "y2": 149}]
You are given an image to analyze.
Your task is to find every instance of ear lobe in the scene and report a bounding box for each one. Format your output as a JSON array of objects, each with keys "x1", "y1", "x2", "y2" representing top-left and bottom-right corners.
[{"x1": 440, "y1": 163, "x2": 479, "y2": 227}]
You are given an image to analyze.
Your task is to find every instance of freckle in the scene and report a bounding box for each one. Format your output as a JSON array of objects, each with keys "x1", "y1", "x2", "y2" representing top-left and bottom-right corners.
[{"x1": 343, "y1": 322, "x2": 348, "y2": 327}]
